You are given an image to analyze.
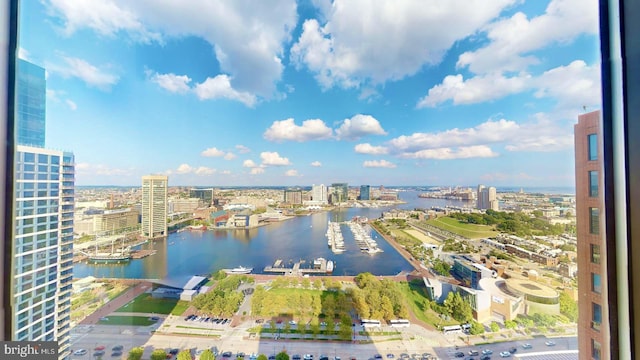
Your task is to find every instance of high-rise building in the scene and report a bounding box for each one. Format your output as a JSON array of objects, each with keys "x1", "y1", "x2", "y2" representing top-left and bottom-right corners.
[
  {"x1": 477, "y1": 185, "x2": 498, "y2": 211},
  {"x1": 190, "y1": 188, "x2": 214, "y2": 207},
  {"x1": 12, "y1": 146, "x2": 74, "y2": 359},
  {"x1": 12, "y1": 59, "x2": 74, "y2": 360},
  {"x1": 141, "y1": 175, "x2": 168, "y2": 238},
  {"x1": 360, "y1": 185, "x2": 371, "y2": 200},
  {"x1": 16, "y1": 59, "x2": 46, "y2": 147},
  {"x1": 284, "y1": 189, "x2": 303, "y2": 204},
  {"x1": 330, "y1": 183, "x2": 348, "y2": 204},
  {"x1": 575, "y1": 110, "x2": 608, "y2": 360},
  {"x1": 311, "y1": 184, "x2": 328, "y2": 204}
]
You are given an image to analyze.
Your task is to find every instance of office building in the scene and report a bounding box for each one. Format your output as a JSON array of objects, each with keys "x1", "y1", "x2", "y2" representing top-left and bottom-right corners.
[
  {"x1": 16, "y1": 59, "x2": 46, "y2": 147},
  {"x1": 284, "y1": 189, "x2": 303, "y2": 204},
  {"x1": 310, "y1": 184, "x2": 328, "y2": 204},
  {"x1": 575, "y1": 110, "x2": 608, "y2": 360},
  {"x1": 13, "y1": 146, "x2": 74, "y2": 359},
  {"x1": 359, "y1": 185, "x2": 371, "y2": 200},
  {"x1": 190, "y1": 188, "x2": 214, "y2": 207},
  {"x1": 477, "y1": 185, "x2": 498, "y2": 211},
  {"x1": 141, "y1": 175, "x2": 168, "y2": 238},
  {"x1": 330, "y1": 183, "x2": 348, "y2": 204},
  {"x1": 168, "y1": 198, "x2": 201, "y2": 213}
]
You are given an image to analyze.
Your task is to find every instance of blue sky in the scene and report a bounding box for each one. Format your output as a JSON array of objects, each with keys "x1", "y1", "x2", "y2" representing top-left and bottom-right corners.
[{"x1": 18, "y1": 0, "x2": 601, "y2": 187}]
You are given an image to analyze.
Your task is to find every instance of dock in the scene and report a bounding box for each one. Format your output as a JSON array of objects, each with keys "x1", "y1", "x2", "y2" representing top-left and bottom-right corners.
[{"x1": 263, "y1": 258, "x2": 334, "y2": 276}]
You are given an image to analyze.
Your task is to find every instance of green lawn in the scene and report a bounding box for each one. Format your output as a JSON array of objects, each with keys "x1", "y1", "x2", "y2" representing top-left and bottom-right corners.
[
  {"x1": 115, "y1": 294, "x2": 187, "y2": 315},
  {"x1": 397, "y1": 281, "x2": 458, "y2": 329},
  {"x1": 98, "y1": 315, "x2": 157, "y2": 326},
  {"x1": 426, "y1": 217, "x2": 498, "y2": 239}
]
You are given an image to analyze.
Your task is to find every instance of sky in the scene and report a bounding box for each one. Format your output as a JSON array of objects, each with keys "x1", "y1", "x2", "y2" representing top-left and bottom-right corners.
[{"x1": 17, "y1": 0, "x2": 601, "y2": 187}]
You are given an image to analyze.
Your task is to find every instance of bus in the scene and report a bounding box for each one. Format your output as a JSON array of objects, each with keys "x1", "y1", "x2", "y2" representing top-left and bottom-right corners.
[
  {"x1": 389, "y1": 319, "x2": 410, "y2": 328},
  {"x1": 442, "y1": 325, "x2": 463, "y2": 334},
  {"x1": 361, "y1": 319, "x2": 382, "y2": 327}
]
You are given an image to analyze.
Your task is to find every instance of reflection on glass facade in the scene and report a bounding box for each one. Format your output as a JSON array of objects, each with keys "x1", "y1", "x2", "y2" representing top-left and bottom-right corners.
[
  {"x1": 17, "y1": 59, "x2": 46, "y2": 147},
  {"x1": 360, "y1": 185, "x2": 370, "y2": 200}
]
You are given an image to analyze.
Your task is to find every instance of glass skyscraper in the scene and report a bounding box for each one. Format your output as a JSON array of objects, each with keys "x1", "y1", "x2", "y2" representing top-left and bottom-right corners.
[
  {"x1": 12, "y1": 59, "x2": 74, "y2": 360},
  {"x1": 17, "y1": 59, "x2": 46, "y2": 147}
]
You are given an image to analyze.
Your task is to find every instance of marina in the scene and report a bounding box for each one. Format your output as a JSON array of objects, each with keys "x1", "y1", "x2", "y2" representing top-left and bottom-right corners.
[
  {"x1": 326, "y1": 221, "x2": 346, "y2": 254},
  {"x1": 263, "y1": 258, "x2": 334, "y2": 276},
  {"x1": 347, "y1": 219, "x2": 383, "y2": 254}
]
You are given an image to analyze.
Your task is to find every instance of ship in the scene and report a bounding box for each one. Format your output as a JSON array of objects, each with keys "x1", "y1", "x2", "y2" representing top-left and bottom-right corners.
[
  {"x1": 326, "y1": 260, "x2": 334, "y2": 273},
  {"x1": 223, "y1": 266, "x2": 253, "y2": 275},
  {"x1": 87, "y1": 252, "x2": 131, "y2": 263}
]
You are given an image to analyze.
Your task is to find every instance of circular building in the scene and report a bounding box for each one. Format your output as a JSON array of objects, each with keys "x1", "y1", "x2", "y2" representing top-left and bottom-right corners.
[{"x1": 502, "y1": 277, "x2": 560, "y2": 315}]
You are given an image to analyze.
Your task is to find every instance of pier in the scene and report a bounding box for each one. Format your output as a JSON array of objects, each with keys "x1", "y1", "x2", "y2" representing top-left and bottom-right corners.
[{"x1": 263, "y1": 258, "x2": 334, "y2": 276}]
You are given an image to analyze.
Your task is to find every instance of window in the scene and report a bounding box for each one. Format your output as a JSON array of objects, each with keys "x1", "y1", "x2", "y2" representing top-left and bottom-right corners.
[
  {"x1": 592, "y1": 339, "x2": 602, "y2": 360},
  {"x1": 588, "y1": 133, "x2": 598, "y2": 161},
  {"x1": 589, "y1": 171, "x2": 598, "y2": 197},
  {"x1": 592, "y1": 303, "x2": 602, "y2": 331},
  {"x1": 591, "y1": 244, "x2": 601, "y2": 264},
  {"x1": 592, "y1": 273, "x2": 602, "y2": 294},
  {"x1": 590, "y1": 208, "x2": 600, "y2": 234}
]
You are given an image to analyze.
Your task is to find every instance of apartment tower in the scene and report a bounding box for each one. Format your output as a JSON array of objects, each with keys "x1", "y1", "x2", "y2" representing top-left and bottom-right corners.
[
  {"x1": 12, "y1": 59, "x2": 74, "y2": 359},
  {"x1": 575, "y1": 110, "x2": 607, "y2": 360},
  {"x1": 141, "y1": 175, "x2": 168, "y2": 238},
  {"x1": 477, "y1": 185, "x2": 498, "y2": 211}
]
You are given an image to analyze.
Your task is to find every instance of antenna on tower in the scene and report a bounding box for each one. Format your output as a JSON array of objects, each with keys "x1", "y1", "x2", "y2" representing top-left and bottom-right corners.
[{"x1": 583, "y1": 105, "x2": 588, "y2": 112}]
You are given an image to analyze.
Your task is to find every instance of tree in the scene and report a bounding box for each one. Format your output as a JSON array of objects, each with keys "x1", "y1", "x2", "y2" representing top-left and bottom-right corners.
[
  {"x1": 490, "y1": 321, "x2": 500, "y2": 332},
  {"x1": 257, "y1": 355, "x2": 268, "y2": 360},
  {"x1": 338, "y1": 315, "x2": 353, "y2": 340},
  {"x1": 199, "y1": 350, "x2": 215, "y2": 360},
  {"x1": 127, "y1": 348, "x2": 143, "y2": 360},
  {"x1": 301, "y1": 278, "x2": 311, "y2": 289},
  {"x1": 313, "y1": 279, "x2": 322, "y2": 290},
  {"x1": 177, "y1": 350, "x2": 192, "y2": 360},
  {"x1": 276, "y1": 352, "x2": 289, "y2": 360},
  {"x1": 504, "y1": 320, "x2": 517, "y2": 329},
  {"x1": 325, "y1": 317, "x2": 335, "y2": 335},
  {"x1": 469, "y1": 321, "x2": 485, "y2": 335},
  {"x1": 150, "y1": 350, "x2": 167, "y2": 360},
  {"x1": 559, "y1": 292, "x2": 578, "y2": 322},
  {"x1": 444, "y1": 292, "x2": 472, "y2": 323}
]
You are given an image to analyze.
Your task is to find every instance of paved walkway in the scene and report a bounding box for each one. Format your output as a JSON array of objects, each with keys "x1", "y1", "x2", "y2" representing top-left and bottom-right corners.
[{"x1": 80, "y1": 281, "x2": 151, "y2": 325}]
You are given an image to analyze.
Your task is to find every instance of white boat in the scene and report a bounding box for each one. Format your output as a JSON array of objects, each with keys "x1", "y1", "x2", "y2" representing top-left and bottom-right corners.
[
  {"x1": 223, "y1": 266, "x2": 253, "y2": 274},
  {"x1": 327, "y1": 260, "x2": 334, "y2": 273}
]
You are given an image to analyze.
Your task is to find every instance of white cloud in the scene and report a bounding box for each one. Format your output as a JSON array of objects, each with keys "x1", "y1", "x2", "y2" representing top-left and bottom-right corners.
[
  {"x1": 222, "y1": 170, "x2": 231, "y2": 175},
  {"x1": 223, "y1": 152, "x2": 236, "y2": 160},
  {"x1": 290, "y1": 0, "x2": 514, "y2": 89},
  {"x1": 48, "y1": 55, "x2": 119, "y2": 90},
  {"x1": 335, "y1": 114, "x2": 386, "y2": 140},
  {"x1": 149, "y1": 72, "x2": 192, "y2": 93},
  {"x1": 45, "y1": 0, "x2": 162, "y2": 42},
  {"x1": 201, "y1": 147, "x2": 226, "y2": 157},
  {"x1": 65, "y1": 99, "x2": 78, "y2": 110},
  {"x1": 235, "y1": 145, "x2": 251, "y2": 153},
  {"x1": 354, "y1": 143, "x2": 388, "y2": 155},
  {"x1": 194, "y1": 166, "x2": 215, "y2": 175},
  {"x1": 310, "y1": 161, "x2": 322, "y2": 167},
  {"x1": 175, "y1": 163, "x2": 215, "y2": 175},
  {"x1": 363, "y1": 160, "x2": 396, "y2": 168},
  {"x1": 46, "y1": 0, "x2": 298, "y2": 98},
  {"x1": 250, "y1": 167, "x2": 265, "y2": 175},
  {"x1": 194, "y1": 75, "x2": 257, "y2": 107},
  {"x1": 386, "y1": 116, "x2": 575, "y2": 158},
  {"x1": 457, "y1": 0, "x2": 599, "y2": 74},
  {"x1": 534, "y1": 60, "x2": 601, "y2": 112},
  {"x1": 417, "y1": 72, "x2": 531, "y2": 107},
  {"x1": 285, "y1": 169, "x2": 300, "y2": 176},
  {"x1": 243, "y1": 159, "x2": 257, "y2": 168},
  {"x1": 260, "y1": 152, "x2": 291, "y2": 166},
  {"x1": 263, "y1": 118, "x2": 333, "y2": 142},
  {"x1": 176, "y1": 163, "x2": 193, "y2": 174},
  {"x1": 402, "y1": 145, "x2": 499, "y2": 160}
]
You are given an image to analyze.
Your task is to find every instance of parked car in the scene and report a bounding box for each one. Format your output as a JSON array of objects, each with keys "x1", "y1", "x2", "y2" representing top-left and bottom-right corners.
[
  {"x1": 545, "y1": 340, "x2": 556, "y2": 346},
  {"x1": 522, "y1": 343, "x2": 532, "y2": 349},
  {"x1": 468, "y1": 350, "x2": 479, "y2": 356},
  {"x1": 386, "y1": 354, "x2": 394, "y2": 359},
  {"x1": 499, "y1": 351, "x2": 511, "y2": 358},
  {"x1": 454, "y1": 352, "x2": 465, "y2": 358},
  {"x1": 480, "y1": 356, "x2": 491, "y2": 360},
  {"x1": 111, "y1": 351, "x2": 122, "y2": 357},
  {"x1": 481, "y1": 349, "x2": 492, "y2": 355},
  {"x1": 292, "y1": 355, "x2": 301, "y2": 360},
  {"x1": 73, "y1": 349, "x2": 87, "y2": 356}
]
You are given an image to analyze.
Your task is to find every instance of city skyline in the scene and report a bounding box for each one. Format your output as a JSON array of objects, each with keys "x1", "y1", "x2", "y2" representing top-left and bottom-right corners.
[{"x1": 18, "y1": 0, "x2": 600, "y2": 187}]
